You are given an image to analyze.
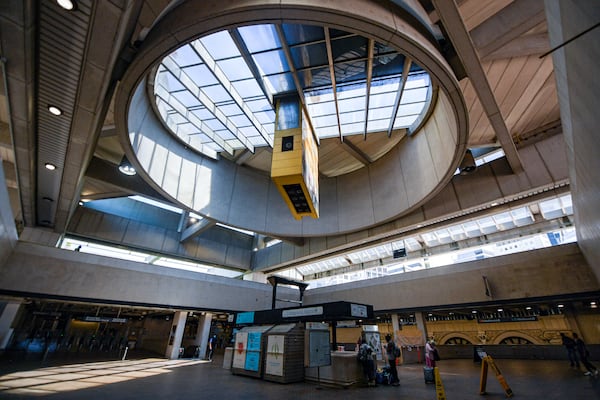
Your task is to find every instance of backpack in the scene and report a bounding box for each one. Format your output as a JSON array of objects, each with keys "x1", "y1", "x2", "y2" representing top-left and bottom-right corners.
[
  {"x1": 357, "y1": 345, "x2": 371, "y2": 361},
  {"x1": 388, "y1": 341, "x2": 401, "y2": 358}
]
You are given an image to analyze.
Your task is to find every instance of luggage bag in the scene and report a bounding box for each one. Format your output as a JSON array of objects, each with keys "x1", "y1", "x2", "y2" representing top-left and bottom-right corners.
[{"x1": 424, "y1": 366, "x2": 435, "y2": 384}]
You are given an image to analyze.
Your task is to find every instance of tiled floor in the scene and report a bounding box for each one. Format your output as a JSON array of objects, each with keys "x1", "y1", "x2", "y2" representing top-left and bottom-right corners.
[{"x1": 0, "y1": 352, "x2": 599, "y2": 399}]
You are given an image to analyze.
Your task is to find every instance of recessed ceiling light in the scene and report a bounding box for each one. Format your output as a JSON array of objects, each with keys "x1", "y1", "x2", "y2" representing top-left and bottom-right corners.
[
  {"x1": 56, "y1": 0, "x2": 76, "y2": 11},
  {"x1": 45, "y1": 162, "x2": 57, "y2": 171},
  {"x1": 48, "y1": 105, "x2": 62, "y2": 115},
  {"x1": 557, "y1": 304, "x2": 564, "y2": 308},
  {"x1": 525, "y1": 306, "x2": 532, "y2": 310}
]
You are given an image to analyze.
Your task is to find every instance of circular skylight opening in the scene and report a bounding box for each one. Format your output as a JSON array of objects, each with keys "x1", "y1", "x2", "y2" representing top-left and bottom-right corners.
[{"x1": 153, "y1": 23, "x2": 431, "y2": 160}]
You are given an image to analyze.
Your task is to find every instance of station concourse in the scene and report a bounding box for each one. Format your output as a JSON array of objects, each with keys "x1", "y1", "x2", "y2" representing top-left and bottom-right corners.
[{"x1": 0, "y1": 0, "x2": 599, "y2": 398}]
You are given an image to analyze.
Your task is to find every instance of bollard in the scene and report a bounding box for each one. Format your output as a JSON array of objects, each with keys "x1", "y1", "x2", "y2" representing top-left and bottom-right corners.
[{"x1": 122, "y1": 346, "x2": 128, "y2": 361}]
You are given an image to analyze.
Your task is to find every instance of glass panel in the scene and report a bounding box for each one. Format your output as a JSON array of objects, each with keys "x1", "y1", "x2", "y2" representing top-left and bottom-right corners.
[
  {"x1": 217, "y1": 57, "x2": 254, "y2": 81},
  {"x1": 369, "y1": 92, "x2": 396, "y2": 108},
  {"x1": 366, "y1": 118, "x2": 390, "y2": 132},
  {"x1": 368, "y1": 106, "x2": 393, "y2": 121},
  {"x1": 170, "y1": 44, "x2": 201, "y2": 67},
  {"x1": 339, "y1": 110, "x2": 365, "y2": 125},
  {"x1": 252, "y1": 50, "x2": 290, "y2": 74},
  {"x1": 265, "y1": 73, "x2": 295, "y2": 93},
  {"x1": 338, "y1": 96, "x2": 365, "y2": 114},
  {"x1": 334, "y1": 60, "x2": 366, "y2": 83},
  {"x1": 372, "y1": 53, "x2": 405, "y2": 77},
  {"x1": 229, "y1": 114, "x2": 252, "y2": 127},
  {"x1": 331, "y1": 35, "x2": 367, "y2": 60},
  {"x1": 401, "y1": 87, "x2": 428, "y2": 104},
  {"x1": 190, "y1": 107, "x2": 213, "y2": 120},
  {"x1": 219, "y1": 103, "x2": 243, "y2": 116},
  {"x1": 312, "y1": 114, "x2": 338, "y2": 128},
  {"x1": 156, "y1": 69, "x2": 185, "y2": 91},
  {"x1": 405, "y1": 72, "x2": 430, "y2": 89},
  {"x1": 298, "y1": 66, "x2": 332, "y2": 89},
  {"x1": 307, "y1": 100, "x2": 336, "y2": 117},
  {"x1": 245, "y1": 98, "x2": 272, "y2": 112},
  {"x1": 394, "y1": 114, "x2": 419, "y2": 127},
  {"x1": 396, "y1": 102, "x2": 424, "y2": 117},
  {"x1": 340, "y1": 122, "x2": 364, "y2": 135},
  {"x1": 315, "y1": 126, "x2": 338, "y2": 138},
  {"x1": 171, "y1": 90, "x2": 201, "y2": 108},
  {"x1": 238, "y1": 24, "x2": 281, "y2": 53},
  {"x1": 462, "y1": 220, "x2": 481, "y2": 237},
  {"x1": 201, "y1": 85, "x2": 232, "y2": 103},
  {"x1": 282, "y1": 24, "x2": 324, "y2": 45},
  {"x1": 204, "y1": 119, "x2": 226, "y2": 131},
  {"x1": 255, "y1": 110, "x2": 275, "y2": 124},
  {"x1": 291, "y1": 42, "x2": 328, "y2": 69},
  {"x1": 182, "y1": 64, "x2": 219, "y2": 87},
  {"x1": 231, "y1": 79, "x2": 264, "y2": 98},
  {"x1": 199, "y1": 31, "x2": 239, "y2": 60}
]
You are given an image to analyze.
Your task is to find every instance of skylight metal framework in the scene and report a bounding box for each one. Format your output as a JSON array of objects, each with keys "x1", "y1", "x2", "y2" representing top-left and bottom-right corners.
[{"x1": 153, "y1": 23, "x2": 432, "y2": 159}]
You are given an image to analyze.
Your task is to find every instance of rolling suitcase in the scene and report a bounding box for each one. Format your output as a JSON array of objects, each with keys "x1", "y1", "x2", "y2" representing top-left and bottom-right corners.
[{"x1": 424, "y1": 366, "x2": 435, "y2": 384}]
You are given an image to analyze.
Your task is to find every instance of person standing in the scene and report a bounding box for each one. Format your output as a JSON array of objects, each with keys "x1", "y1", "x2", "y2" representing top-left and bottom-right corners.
[
  {"x1": 560, "y1": 332, "x2": 580, "y2": 368},
  {"x1": 573, "y1": 333, "x2": 598, "y2": 376},
  {"x1": 425, "y1": 339, "x2": 437, "y2": 368},
  {"x1": 384, "y1": 334, "x2": 400, "y2": 386},
  {"x1": 358, "y1": 334, "x2": 376, "y2": 386}
]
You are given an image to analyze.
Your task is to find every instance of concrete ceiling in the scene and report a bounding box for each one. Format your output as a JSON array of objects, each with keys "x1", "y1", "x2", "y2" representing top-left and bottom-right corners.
[{"x1": 0, "y1": 0, "x2": 562, "y2": 240}]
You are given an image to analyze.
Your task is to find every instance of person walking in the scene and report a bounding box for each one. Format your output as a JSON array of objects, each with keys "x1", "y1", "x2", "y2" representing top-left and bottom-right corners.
[
  {"x1": 560, "y1": 332, "x2": 580, "y2": 368},
  {"x1": 573, "y1": 333, "x2": 598, "y2": 376},
  {"x1": 385, "y1": 334, "x2": 401, "y2": 386}
]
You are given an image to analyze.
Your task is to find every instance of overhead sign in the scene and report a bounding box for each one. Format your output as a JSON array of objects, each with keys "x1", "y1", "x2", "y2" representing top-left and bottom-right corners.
[{"x1": 282, "y1": 306, "x2": 323, "y2": 318}]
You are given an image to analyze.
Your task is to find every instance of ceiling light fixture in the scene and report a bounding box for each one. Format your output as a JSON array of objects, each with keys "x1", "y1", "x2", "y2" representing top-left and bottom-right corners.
[
  {"x1": 44, "y1": 162, "x2": 57, "y2": 171},
  {"x1": 56, "y1": 0, "x2": 77, "y2": 11},
  {"x1": 118, "y1": 156, "x2": 136, "y2": 176},
  {"x1": 48, "y1": 105, "x2": 62, "y2": 115}
]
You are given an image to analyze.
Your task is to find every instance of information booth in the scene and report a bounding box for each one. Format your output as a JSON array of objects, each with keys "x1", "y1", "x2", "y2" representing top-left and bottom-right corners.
[
  {"x1": 232, "y1": 301, "x2": 374, "y2": 386},
  {"x1": 263, "y1": 323, "x2": 305, "y2": 383},
  {"x1": 231, "y1": 325, "x2": 273, "y2": 378}
]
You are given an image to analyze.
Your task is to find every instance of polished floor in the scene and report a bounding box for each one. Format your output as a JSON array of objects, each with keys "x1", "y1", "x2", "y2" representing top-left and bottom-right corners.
[{"x1": 1, "y1": 352, "x2": 599, "y2": 399}]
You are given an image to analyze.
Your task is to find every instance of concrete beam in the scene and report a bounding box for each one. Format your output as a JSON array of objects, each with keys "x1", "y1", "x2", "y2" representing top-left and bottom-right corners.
[
  {"x1": 180, "y1": 218, "x2": 216, "y2": 242},
  {"x1": 433, "y1": 0, "x2": 523, "y2": 173}
]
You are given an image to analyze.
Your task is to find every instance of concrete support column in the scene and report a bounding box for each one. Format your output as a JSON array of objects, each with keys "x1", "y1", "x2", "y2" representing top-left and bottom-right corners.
[
  {"x1": 192, "y1": 312, "x2": 213, "y2": 360},
  {"x1": 165, "y1": 311, "x2": 188, "y2": 359},
  {"x1": 391, "y1": 314, "x2": 400, "y2": 339},
  {"x1": 415, "y1": 312, "x2": 429, "y2": 342},
  {"x1": 0, "y1": 301, "x2": 21, "y2": 351}
]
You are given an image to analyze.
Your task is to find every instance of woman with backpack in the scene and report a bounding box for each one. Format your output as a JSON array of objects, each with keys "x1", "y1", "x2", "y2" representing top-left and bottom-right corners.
[
  {"x1": 358, "y1": 334, "x2": 376, "y2": 386},
  {"x1": 385, "y1": 334, "x2": 401, "y2": 386}
]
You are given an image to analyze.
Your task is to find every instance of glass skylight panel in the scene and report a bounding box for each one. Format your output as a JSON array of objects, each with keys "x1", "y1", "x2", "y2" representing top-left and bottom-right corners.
[
  {"x1": 341, "y1": 122, "x2": 365, "y2": 135},
  {"x1": 216, "y1": 57, "x2": 254, "y2": 81},
  {"x1": 181, "y1": 64, "x2": 219, "y2": 86},
  {"x1": 448, "y1": 225, "x2": 467, "y2": 241},
  {"x1": 290, "y1": 42, "x2": 328, "y2": 68},
  {"x1": 539, "y1": 198, "x2": 562, "y2": 219},
  {"x1": 264, "y1": 73, "x2": 295, "y2": 93},
  {"x1": 478, "y1": 216, "x2": 498, "y2": 234},
  {"x1": 238, "y1": 25, "x2": 281, "y2": 53},
  {"x1": 369, "y1": 92, "x2": 397, "y2": 108},
  {"x1": 511, "y1": 206, "x2": 534, "y2": 226},
  {"x1": 171, "y1": 90, "x2": 201, "y2": 108},
  {"x1": 170, "y1": 44, "x2": 201, "y2": 67},
  {"x1": 367, "y1": 119, "x2": 390, "y2": 132},
  {"x1": 462, "y1": 220, "x2": 482, "y2": 237},
  {"x1": 312, "y1": 114, "x2": 338, "y2": 128},
  {"x1": 400, "y1": 87, "x2": 428, "y2": 104},
  {"x1": 421, "y1": 232, "x2": 439, "y2": 247},
  {"x1": 404, "y1": 237, "x2": 422, "y2": 251},
  {"x1": 493, "y1": 211, "x2": 515, "y2": 230},
  {"x1": 253, "y1": 110, "x2": 274, "y2": 125},
  {"x1": 560, "y1": 194, "x2": 573, "y2": 214},
  {"x1": 252, "y1": 50, "x2": 290, "y2": 75},
  {"x1": 154, "y1": 23, "x2": 433, "y2": 158},
  {"x1": 231, "y1": 79, "x2": 264, "y2": 98},
  {"x1": 199, "y1": 30, "x2": 240, "y2": 60},
  {"x1": 157, "y1": 69, "x2": 185, "y2": 91},
  {"x1": 394, "y1": 114, "x2": 420, "y2": 127},
  {"x1": 201, "y1": 85, "x2": 232, "y2": 103},
  {"x1": 405, "y1": 72, "x2": 430, "y2": 89}
]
